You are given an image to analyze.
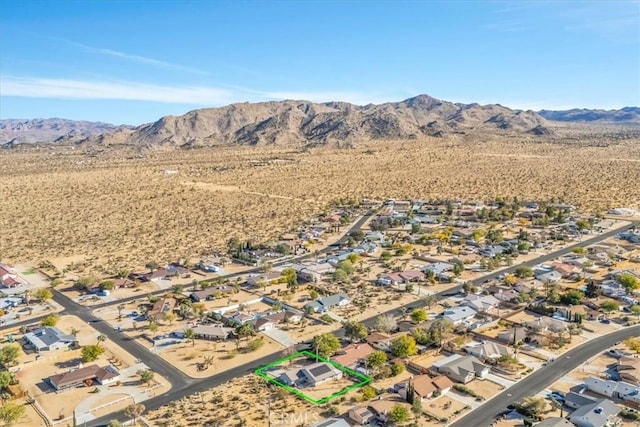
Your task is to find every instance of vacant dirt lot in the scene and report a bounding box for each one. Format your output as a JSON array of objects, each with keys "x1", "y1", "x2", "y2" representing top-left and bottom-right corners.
[{"x1": 1, "y1": 135, "x2": 638, "y2": 271}]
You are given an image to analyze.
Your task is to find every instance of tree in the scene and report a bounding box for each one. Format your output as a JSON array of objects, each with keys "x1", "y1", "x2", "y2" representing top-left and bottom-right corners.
[
  {"x1": 560, "y1": 289, "x2": 584, "y2": 306},
  {"x1": 585, "y1": 281, "x2": 601, "y2": 298},
  {"x1": 429, "y1": 319, "x2": 455, "y2": 347},
  {"x1": 124, "y1": 403, "x2": 145, "y2": 424},
  {"x1": 137, "y1": 369, "x2": 154, "y2": 386},
  {"x1": 625, "y1": 337, "x2": 640, "y2": 354},
  {"x1": 309, "y1": 289, "x2": 319, "y2": 300},
  {"x1": 313, "y1": 333, "x2": 341, "y2": 357},
  {"x1": 452, "y1": 262, "x2": 464, "y2": 277},
  {"x1": 344, "y1": 321, "x2": 368, "y2": 342},
  {"x1": 518, "y1": 396, "x2": 548, "y2": 419},
  {"x1": 281, "y1": 268, "x2": 298, "y2": 292},
  {"x1": 0, "y1": 345, "x2": 20, "y2": 367},
  {"x1": 504, "y1": 274, "x2": 518, "y2": 286},
  {"x1": 380, "y1": 250, "x2": 393, "y2": 261},
  {"x1": 97, "y1": 334, "x2": 107, "y2": 346},
  {"x1": 361, "y1": 385, "x2": 377, "y2": 400},
  {"x1": 117, "y1": 304, "x2": 125, "y2": 319},
  {"x1": 410, "y1": 308, "x2": 428, "y2": 323},
  {"x1": 81, "y1": 344, "x2": 105, "y2": 362},
  {"x1": 546, "y1": 287, "x2": 561, "y2": 304},
  {"x1": 347, "y1": 253, "x2": 361, "y2": 265},
  {"x1": 374, "y1": 314, "x2": 397, "y2": 333},
  {"x1": 630, "y1": 304, "x2": 640, "y2": 318},
  {"x1": 107, "y1": 420, "x2": 122, "y2": 427},
  {"x1": 337, "y1": 260, "x2": 355, "y2": 275},
  {"x1": 572, "y1": 246, "x2": 587, "y2": 255},
  {"x1": 486, "y1": 229, "x2": 504, "y2": 244},
  {"x1": 164, "y1": 311, "x2": 177, "y2": 325},
  {"x1": 367, "y1": 351, "x2": 388, "y2": 370},
  {"x1": 619, "y1": 273, "x2": 640, "y2": 292},
  {"x1": 411, "y1": 397, "x2": 423, "y2": 417},
  {"x1": 600, "y1": 300, "x2": 620, "y2": 313},
  {"x1": 99, "y1": 280, "x2": 115, "y2": 291},
  {"x1": 411, "y1": 223, "x2": 422, "y2": 234},
  {"x1": 391, "y1": 362, "x2": 405, "y2": 376},
  {"x1": 236, "y1": 323, "x2": 256, "y2": 340},
  {"x1": 389, "y1": 404, "x2": 410, "y2": 424},
  {"x1": 185, "y1": 328, "x2": 195, "y2": 346},
  {"x1": 0, "y1": 402, "x2": 25, "y2": 426},
  {"x1": 0, "y1": 371, "x2": 13, "y2": 390},
  {"x1": 40, "y1": 314, "x2": 59, "y2": 327},
  {"x1": 34, "y1": 288, "x2": 53, "y2": 301},
  {"x1": 333, "y1": 268, "x2": 349, "y2": 283},
  {"x1": 148, "y1": 320, "x2": 159, "y2": 333},
  {"x1": 514, "y1": 266, "x2": 534, "y2": 278},
  {"x1": 390, "y1": 335, "x2": 418, "y2": 357},
  {"x1": 576, "y1": 219, "x2": 591, "y2": 230}
]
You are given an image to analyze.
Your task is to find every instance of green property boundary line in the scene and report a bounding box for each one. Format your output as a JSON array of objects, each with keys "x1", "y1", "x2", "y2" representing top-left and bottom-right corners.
[{"x1": 254, "y1": 350, "x2": 371, "y2": 405}]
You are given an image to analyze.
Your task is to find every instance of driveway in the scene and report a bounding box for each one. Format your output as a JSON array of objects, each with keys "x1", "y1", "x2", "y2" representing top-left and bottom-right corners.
[{"x1": 262, "y1": 328, "x2": 294, "y2": 348}]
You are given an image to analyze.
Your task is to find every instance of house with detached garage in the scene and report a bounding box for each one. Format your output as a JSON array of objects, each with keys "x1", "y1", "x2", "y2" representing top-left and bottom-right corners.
[
  {"x1": 46, "y1": 364, "x2": 120, "y2": 391},
  {"x1": 23, "y1": 327, "x2": 77, "y2": 352}
]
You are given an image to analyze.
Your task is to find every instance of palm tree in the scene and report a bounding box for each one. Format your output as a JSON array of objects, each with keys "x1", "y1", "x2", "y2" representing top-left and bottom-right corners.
[{"x1": 97, "y1": 334, "x2": 107, "y2": 345}]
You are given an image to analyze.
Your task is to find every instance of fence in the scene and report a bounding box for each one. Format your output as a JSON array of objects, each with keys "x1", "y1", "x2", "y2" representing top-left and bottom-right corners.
[{"x1": 27, "y1": 392, "x2": 52, "y2": 427}]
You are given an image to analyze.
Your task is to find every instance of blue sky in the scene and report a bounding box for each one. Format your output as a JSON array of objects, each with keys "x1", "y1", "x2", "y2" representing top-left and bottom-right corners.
[{"x1": 1, "y1": 1, "x2": 638, "y2": 125}]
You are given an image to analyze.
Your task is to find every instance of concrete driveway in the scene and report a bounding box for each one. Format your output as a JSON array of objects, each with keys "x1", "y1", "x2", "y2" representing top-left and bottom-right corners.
[{"x1": 262, "y1": 328, "x2": 294, "y2": 348}]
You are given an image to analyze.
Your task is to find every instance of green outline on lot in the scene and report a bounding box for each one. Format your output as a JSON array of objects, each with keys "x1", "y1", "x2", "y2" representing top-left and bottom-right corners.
[{"x1": 254, "y1": 350, "x2": 371, "y2": 405}]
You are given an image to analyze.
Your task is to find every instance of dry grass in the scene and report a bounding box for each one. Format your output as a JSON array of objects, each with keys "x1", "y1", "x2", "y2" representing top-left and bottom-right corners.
[{"x1": 1, "y1": 134, "x2": 639, "y2": 271}]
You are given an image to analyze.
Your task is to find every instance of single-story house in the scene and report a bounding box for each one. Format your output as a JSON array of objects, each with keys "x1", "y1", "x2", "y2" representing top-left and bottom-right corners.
[
  {"x1": 191, "y1": 324, "x2": 234, "y2": 341},
  {"x1": 431, "y1": 354, "x2": 489, "y2": 383},
  {"x1": 300, "y1": 362, "x2": 344, "y2": 387},
  {"x1": 0, "y1": 265, "x2": 26, "y2": 288},
  {"x1": 292, "y1": 263, "x2": 335, "y2": 283},
  {"x1": 585, "y1": 377, "x2": 640, "y2": 405},
  {"x1": 46, "y1": 364, "x2": 120, "y2": 391},
  {"x1": 368, "y1": 399, "x2": 409, "y2": 423},
  {"x1": 332, "y1": 343, "x2": 375, "y2": 369},
  {"x1": 348, "y1": 406, "x2": 376, "y2": 425},
  {"x1": 398, "y1": 374, "x2": 453, "y2": 401},
  {"x1": 147, "y1": 297, "x2": 176, "y2": 321},
  {"x1": 552, "y1": 262, "x2": 581, "y2": 278},
  {"x1": 246, "y1": 271, "x2": 282, "y2": 288},
  {"x1": 190, "y1": 285, "x2": 236, "y2": 302},
  {"x1": 535, "y1": 270, "x2": 562, "y2": 283},
  {"x1": 304, "y1": 293, "x2": 351, "y2": 313},
  {"x1": 565, "y1": 391, "x2": 597, "y2": 410},
  {"x1": 464, "y1": 341, "x2": 511, "y2": 360},
  {"x1": 491, "y1": 287, "x2": 520, "y2": 303},
  {"x1": 461, "y1": 294, "x2": 500, "y2": 313},
  {"x1": 423, "y1": 262, "x2": 454, "y2": 281},
  {"x1": 0, "y1": 297, "x2": 23, "y2": 310},
  {"x1": 480, "y1": 245, "x2": 507, "y2": 258},
  {"x1": 366, "y1": 332, "x2": 395, "y2": 352},
  {"x1": 376, "y1": 272, "x2": 404, "y2": 286},
  {"x1": 497, "y1": 327, "x2": 528, "y2": 345},
  {"x1": 440, "y1": 306, "x2": 477, "y2": 325},
  {"x1": 568, "y1": 398, "x2": 620, "y2": 427},
  {"x1": 23, "y1": 327, "x2": 77, "y2": 352}
]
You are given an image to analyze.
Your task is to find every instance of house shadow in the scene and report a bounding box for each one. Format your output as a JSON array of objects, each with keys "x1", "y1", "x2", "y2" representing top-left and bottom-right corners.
[
  {"x1": 35, "y1": 381, "x2": 54, "y2": 394},
  {"x1": 55, "y1": 358, "x2": 82, "y2": 369}
]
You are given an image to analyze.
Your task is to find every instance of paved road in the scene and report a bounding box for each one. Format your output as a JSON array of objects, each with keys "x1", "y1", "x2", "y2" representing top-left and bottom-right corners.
[
  {"x1": 89, "y1": 211, "x2": 375, "y2": 311},
  {"x1": 450, "y1": 325, "x2": 640, "y2": 427},
  {"x1": 51, "y1": 291, "x2": 191, "y2": 390}
]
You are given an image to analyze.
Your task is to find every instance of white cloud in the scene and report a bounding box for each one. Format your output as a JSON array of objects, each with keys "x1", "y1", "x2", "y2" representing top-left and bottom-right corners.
[{"x1": 0, "y1": 75, "x2": 384, "y2": 106}]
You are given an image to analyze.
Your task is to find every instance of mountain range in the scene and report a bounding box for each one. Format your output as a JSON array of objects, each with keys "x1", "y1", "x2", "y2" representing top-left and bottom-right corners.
[{"x1": 1, "y1": 95, "x2": 637, "y2": 147}]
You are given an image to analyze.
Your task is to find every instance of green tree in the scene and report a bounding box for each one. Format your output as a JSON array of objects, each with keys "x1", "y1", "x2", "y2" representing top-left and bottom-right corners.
[
  {"x1": 630, "y1": 304, "x2": 640, "y2": 318},
  {"x1": 344, "y1": 321, "x2": 368, "y2": 342},
  {"x1": 0, "y1": 371, "x2": 13, "y2": 390},
  {"x1": 619, "y1": 273, "x2": 640, "y2": 292},
  {"x1": 410, "y1": 308, "x2": 428, "y2": 323},
  {"x1": 309, "y1": 289, "x2": 319, "y2": 300},
  {"x1": 518, "y1": 396, "x2": 548, "y2": 419},
  {"x1": 81, "y1": 344, "x2": 105, "y2": 362},
  {"x1": 625, "y1": 337, "x2": 640, "y2": 354},
  {"x1": 374, "y1": 314, "x2": 397, "y2": 333},
  {"x1": 0, "y1": 345, "x2": 20, "y2": 367},
  {"x1": 585, "y1": 281, "x2": 601, "y2": 298},
  {"x1": 380, "y1": 251, "x2": 393, "y2": 261},
  {"x1": 361, "y1": 385, "x2": 377, "y2": 400},
  {"x1": 389, "y1": 404, "x2": 410, "y2": 424},
  {"x1": 333, "y1": 268, "x2": 349, "y2": 283},
  {"x1": 281, "y1": 268, "x2": 298, "y2": 292},
  {"x1": 514, "y1": 266, "x2": 534, "y2": 278},
  {"x1": 390, "y1": 335, "x2": 418, "y2": 357},
  {"x1": 576, "y1": 219, "x2": 591, "y2": 230},
  {"x1": 412, "y1": 397, "x2": 423, "y2": 417},
  {"x1": 560, "y1": 289, "x2": 584, "y2": 306},
  {"x1": 423, "y1": 294, "x2": 437, "y2": 308},
  {"x1": 107, "y1": 420, "x2": 123, "y2": 427},
  {"x1": 236, "y1": 323, "x2": 256, "y2": 340},
  {"x1": 546, "y1": 287, "x2": 561, "y2": 304},
  {"x1": 600, "y1": 300, "x2": 620, "y2": 313},
  {"x1": 572, "y1": 246, "x2": 587, "y2": 255},
  {"x1": 367, "y1": 351, "x2": 388, "y2": 370},
  {"x1": 347, "y1": 253, "x2": 361, "y2": 265},
  {"x1": 185, "y1": 328, "x2": 196, "y2": 346},
  {"x1": 148, "y1": 320, "x2": 159, "y2": 333},
  {"x1": 137, "y1": 369, "x2": 154, "y2": 386},
  {"x1": 99, "y1": 280, "x2": 115, "y2": 291},
  {"x1": 34, "y1": 288, "x2": 53, "y2": 301},
  {"x1": 117, "y1": 304, "x2": 125, "y2": 319},
  {"x1": 40, "y1": 314, "x2": 59, "y2": 327},
  {"x1": 0, "y1": 402, "x2": 25, "y2": 426},
  {"x1": 486, "y1": 229, "x2": 504, "y2": 244},
  {"x1": 313, "y1": 333, "x2": 341, "y2": 357},
  {"x1": 164, "y1": 311, "x2": 177, "y2": 325},
  {"x1": 391, "y1": 362, "x2": 405, "y2": 376},
  {"x1": 247, "y1": 336, "x2": 265, "y2": 351},
  {"x1": 336, "y1": 260, "x2": 355, "y2": 275},
  {"x1": 452, "y1": 262, "x2": 465, "y2": 277}
]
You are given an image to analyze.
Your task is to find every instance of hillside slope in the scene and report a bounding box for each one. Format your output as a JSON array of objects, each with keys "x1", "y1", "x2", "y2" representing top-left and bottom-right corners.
[
  {"x1": 0, "y1": 118, "x2": 132, "y2": 146},
  {"x1": 539, "y1": 107, "x2": 640, "y2": 123}
]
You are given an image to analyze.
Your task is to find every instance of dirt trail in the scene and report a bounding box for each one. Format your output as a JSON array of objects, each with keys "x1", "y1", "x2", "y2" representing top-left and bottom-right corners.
[{"x1": 182, "y1": 181, "x2": 317, "y2": 203}]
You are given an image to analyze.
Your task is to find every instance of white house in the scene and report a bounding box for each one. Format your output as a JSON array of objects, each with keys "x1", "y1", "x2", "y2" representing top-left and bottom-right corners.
[{"x1": 441, "y1": 306, "x2": 477, "y2": 325}]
